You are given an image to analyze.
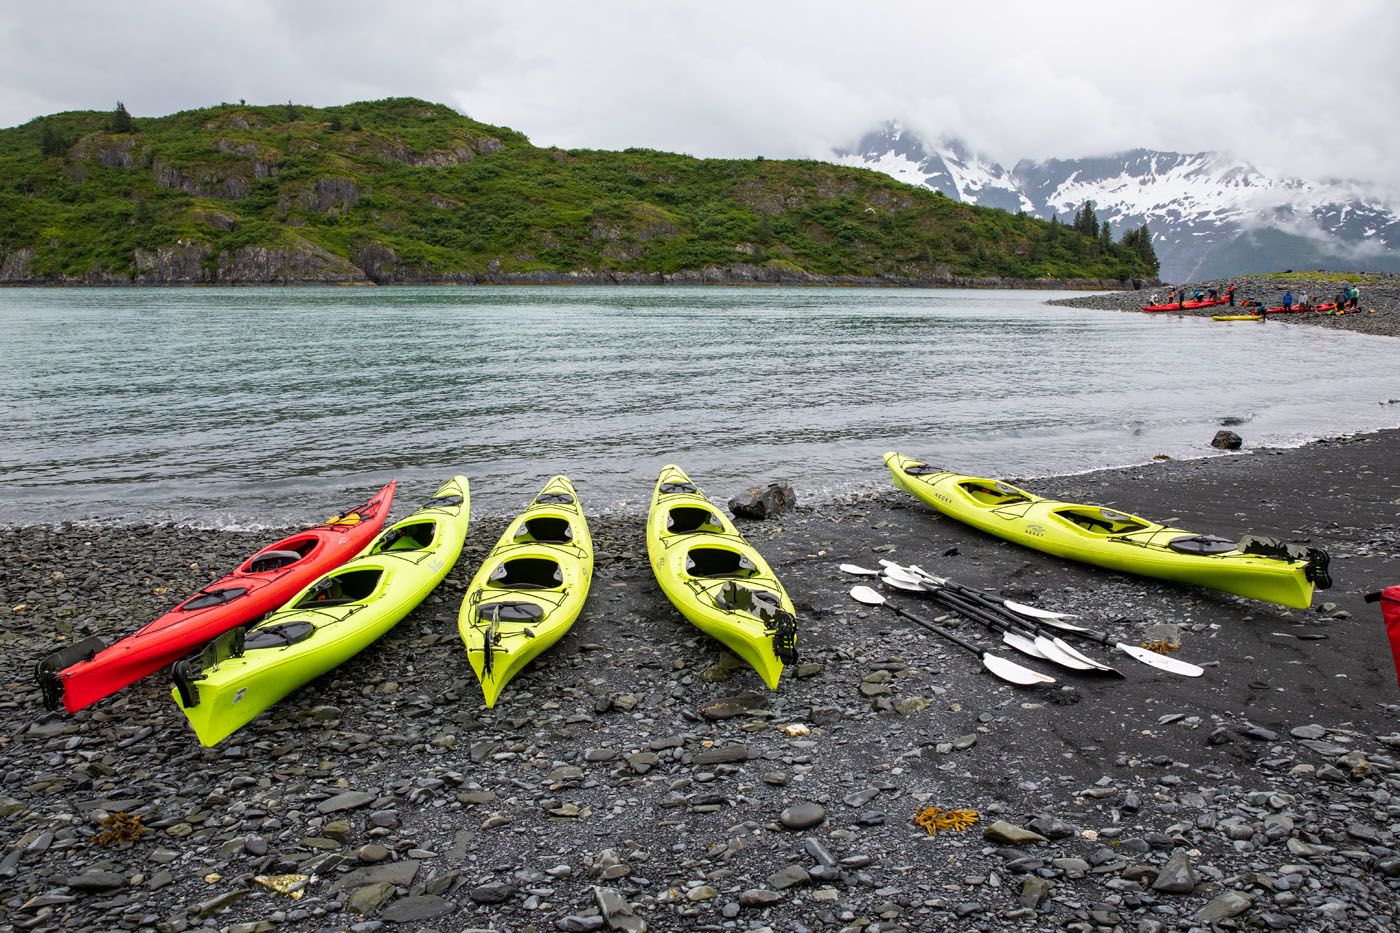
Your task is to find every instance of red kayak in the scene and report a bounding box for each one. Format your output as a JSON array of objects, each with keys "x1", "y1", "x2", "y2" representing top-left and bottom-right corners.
[
  {"x1": 1141, "y1": 297, "x2": 1231, "y2": 312},
  {"x1": 34, "y1": 481, "x2": 396, "y2": 713},
  {"x1": 1261, "y1": 302, "x2": 1338, "y2": 314}
]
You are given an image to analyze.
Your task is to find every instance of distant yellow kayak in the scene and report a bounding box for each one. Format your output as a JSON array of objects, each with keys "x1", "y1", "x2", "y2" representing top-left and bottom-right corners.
[
  {"x1": 883, "y1": 453, "x2": 1331, "y2": 608},
  {"x1": 1212, "y1": 314, "x2": 1263, "y2": 322},
  {"x1": 647, "y1": 465, "x2": 796, "y2": 689}
]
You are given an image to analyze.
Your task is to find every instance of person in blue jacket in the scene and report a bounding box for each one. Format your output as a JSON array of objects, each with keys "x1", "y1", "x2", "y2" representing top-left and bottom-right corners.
[{"x1": 1282, "y1": 290, "x2": 1293, "y2": 312}]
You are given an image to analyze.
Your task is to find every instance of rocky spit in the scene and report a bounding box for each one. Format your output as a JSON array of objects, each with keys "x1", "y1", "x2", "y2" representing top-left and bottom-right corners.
[
  {"x1": 1049, "y1": 273, "x2": 1400, "y2": 339},
  {"x1": 2, "y1": 431, "x2": 1399, "y2": 932}
]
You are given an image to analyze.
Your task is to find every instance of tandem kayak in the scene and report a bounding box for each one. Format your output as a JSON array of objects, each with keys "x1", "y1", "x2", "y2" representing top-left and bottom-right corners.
[
  {"x1": 1261, "y1": 302, "x2": 1337, "y2": 314},
  {"x1": 35, "y1": 481, "x2": 396, "y2": 713},
  {"x1": 1141, "y1": 297, "x2": 1230, "y2": 312},
  {"x1": 459, "y1": 476, "x2": 593, "y2": 708},
  {"x1": 883, "y1": 453, "x2": 1331, "y2": 608},
  {"x1": 172, "y1": 476, "x2": 469, "y2": 746},
  {"x1": 647, "y1": 465, "x2": 796, "y2": 689}
]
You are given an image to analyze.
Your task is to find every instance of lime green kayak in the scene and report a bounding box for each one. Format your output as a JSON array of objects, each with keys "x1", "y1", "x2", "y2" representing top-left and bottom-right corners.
[
  {"x1": 172, "y1": 476, "x2": 470, "y2": 745},
  {"x1": 884, "y1": 453, "x2": 1330, "y2": 608},
  {"x1": 459, "y1": 475, "x2": 593, "y2": 707},
  {"x1": 647, "y1": 465, "x2": 797, "y2": 689}
]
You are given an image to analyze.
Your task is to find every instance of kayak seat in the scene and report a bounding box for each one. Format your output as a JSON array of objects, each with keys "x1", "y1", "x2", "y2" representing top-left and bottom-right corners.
[
  {"x1": 245, "y1": 620, "x2": 317, "y2": 650},
  {"x1": 477, "y1": 600, "x2": 546, "y2": 624},
  {"x1": 667, "y1": 506, "x2": 725, "y2": 534},
  {"x1": 1167, "y1": 534, "x2": 1238, "y2": 555},
  {"x1": 376, "y1": 520, "x2": 438, "y2": 553},
  {"x1": 1056, "y1": 507, "x2": 1149, "y2": 535},
  {"x1": 958, "y1": 480, "x2": 1031, "y2": 506},
  {"x1": 534, "y1": 492, "x2": 575, "y2": 506},
  {"x1": 295, "y1": 568, "x2": 383, "y2": 608},
  {"x1": 660, "y1": 480, "x2": 699, "y2": 494},
  {"x1": 489, "y1": 557, "x2": 564, "y2": 590},
  {"x1": 686, "y1": 547, "x2": 758, "y2": 579},
  {"x1": 183, "y1": 586, "x2": 250, "y2": 611},
  {"x1": 246, "y1": 549, "x2": 307, "y2": 574},
  {"x1": 513, "y1": 516, "x2": 573, "y2": 544}
]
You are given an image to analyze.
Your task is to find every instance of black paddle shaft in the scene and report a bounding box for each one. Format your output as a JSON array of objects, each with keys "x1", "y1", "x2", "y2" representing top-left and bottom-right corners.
[
  {"x1": 921, "y1": 584, "x2": 1034, "y2": 637},
  {"x1": 884, "y1": 602, "x2": 985, "y2": 657}
]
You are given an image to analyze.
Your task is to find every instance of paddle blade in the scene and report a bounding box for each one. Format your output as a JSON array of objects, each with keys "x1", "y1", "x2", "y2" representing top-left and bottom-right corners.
[
  {"x1": 1031, "y1": 635, "x2": 1097, "y2": 670},
  {"x1": 1116, "y1": 642, "x2": 1205, "y2": 677},
  {"x1": 1001, "y1": 630, "x2": 1048, "y2": 660},
  {"x1": 981, "y1": 652, "x2": 1057, "y2": 686},
  {"x1": 879, "y1": 574, "x2": 926, "y2": 593},
  {"x1": 840, "y1": 563, "x2": 880, "y2": 576},
  {"x1": 1047, "y1": 637, "x2": 1122, "y2": 676},
  {"x1": 850, "y1": 585, "x2": 885, "y2": 606},
  {"x1": 1004, "y1": 599, "x2": 1078, "y2": 621},
  {"x1": 1033, "y1": 615, "x2": 1092, "y2": 633}
]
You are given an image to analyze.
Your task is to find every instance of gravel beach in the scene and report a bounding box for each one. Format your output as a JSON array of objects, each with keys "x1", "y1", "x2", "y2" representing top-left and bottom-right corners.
[
  {"x1": 1050, "y1": 272, "x2": 1400, "y2": 339},
  {"x1": 2, "y1": 430, "x2": 1398, "y2": 932}
]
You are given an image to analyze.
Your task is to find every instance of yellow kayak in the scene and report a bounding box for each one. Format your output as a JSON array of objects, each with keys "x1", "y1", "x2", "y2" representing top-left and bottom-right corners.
[
  {"x1": 172, "y1": 476, "x2": 470, "y2": 745},
  {"x1": 1212, "y1": 314, "x2": 1263, "y2": 322},
  {"x1": 647, "y1": 465, "x2": 797, "y2": 689},
  {"x1": 459, "y1": 476, "x2": 593, "y2": 707},
  {"x1": 884, "y1": 453, "x2": 1330, "y2": 608}
]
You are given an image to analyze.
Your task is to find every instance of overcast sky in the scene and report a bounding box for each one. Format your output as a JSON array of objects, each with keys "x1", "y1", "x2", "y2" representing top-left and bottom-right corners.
[{"x1": 3, "y1": 1, "x2": 1397, "y2": 190}]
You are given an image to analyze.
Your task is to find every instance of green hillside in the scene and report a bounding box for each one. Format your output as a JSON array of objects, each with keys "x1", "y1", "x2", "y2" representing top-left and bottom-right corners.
[{"x1": 0, "y1": 98, "x2": 1158, "y2": 284}]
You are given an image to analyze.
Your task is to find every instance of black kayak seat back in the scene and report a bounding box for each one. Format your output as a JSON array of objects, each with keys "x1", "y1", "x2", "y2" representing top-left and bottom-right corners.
[
  {"x1": 958, "y1": 480, "x2": 1031, "y2": 506},
  {"x1": 667, "y1": 506, "x2": 724, "y2": 534},
  {"x1": 489, "y1": 557, "x2": 564, "y2": 590},
  {"x1": 659, "y1": 480, "x2": 698, "y2": 494},
  {"x1": 245, "y1": 620, "x2": 317, "y2": 650},
  {"x1": 376, "y1": 520, "x2": 437, "y2": 553},
  {"x1": 902, "y1": 462, "x2": 940, "y2": 476},
  {"x1": 1167, "y1": 534, "x2": 1238, "y2": 555},
  {"x1": 183, "y1": 586, "x2": 250, "y2": 611},
  {"x1": 246, "y1": 549, "x2": 306, "y2": 574},
  {"x1": 534, "y1": 492, "x2": 575, "y2": 505},
  {"x1": 686, "y1": 547, "x2": 758, "y2": 579},
  {"x1": 478, "y1": 600, "x2": 546, "y2": 623},
  {"x1": 294, "y1": 568, "x2": 383, "y2": 608},
  {"x1": 513, "y1": 516, "x2": 573, "y2": 544},
  {"x1": 1057, "y1": 507, "x2": 1149, "y2": 535}
]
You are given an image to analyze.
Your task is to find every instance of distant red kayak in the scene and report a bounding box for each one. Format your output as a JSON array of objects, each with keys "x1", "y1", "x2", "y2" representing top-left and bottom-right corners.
[
  {"x1": 1141, "y1": 297, "x2": 1231, "y2": 312},
  {"x1": 34, "y1": 481, "x2": 396, "y2": 713},
  {"x1": 1261, "y1": 302, "x2": 1338, "y2": 314}
]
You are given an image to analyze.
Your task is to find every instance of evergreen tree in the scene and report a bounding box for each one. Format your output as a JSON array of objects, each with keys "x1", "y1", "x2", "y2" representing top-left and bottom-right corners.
[
  {"x1": 1072, "y1": 200, "x2": 1099, "y2": 238},
  {"x1": 1098, "y1": 219, "x2": 1112, "y2": 250},
  {"x1": 328, "y1": 114, "x2": 343, "y2": 132},
  {"x1": 1133, "y1": 223, "x2": 1159, "y2": 272},
  {"x1": 40, "y1": 123, "x2": 66, "y2": 156},
  {"x1": 110, "y1": 101, "x2": 134, "y2": 134}
]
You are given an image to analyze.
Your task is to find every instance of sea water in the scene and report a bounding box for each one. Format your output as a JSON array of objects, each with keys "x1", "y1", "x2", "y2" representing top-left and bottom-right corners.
[{"x1": 1, "y1": 285, "x2": 1396, "y2": 525}]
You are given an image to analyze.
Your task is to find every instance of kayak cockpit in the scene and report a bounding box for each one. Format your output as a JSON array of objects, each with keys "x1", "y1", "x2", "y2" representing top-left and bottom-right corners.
[
  {"x1": 1055, "y1": 507, "x2": 1150, "y2": 536},
  {"x1": 488, "y1": 556, "x2": 564, "y2": 590},
  {"x1": 686, "y1": 547, "x2": 759, "y2": 579},
  {"x1": 957, "y1": 480, "x2": 1031, "y2": 506},
  {"x1": 373, "y1": 520, "x2": 439, "y2": 554},
  {"x1": 295, "y1": 568, "x2": 384, "y2": 608},
  {"x1": 242, "y1": 536, "x2": 319, "y2": 574},
  {"x1": 667, "y1": 506, "x2": 725, "y2": 535},
  {"x1": 512, "y1": 516, "x2": 574, "y2": 544}
]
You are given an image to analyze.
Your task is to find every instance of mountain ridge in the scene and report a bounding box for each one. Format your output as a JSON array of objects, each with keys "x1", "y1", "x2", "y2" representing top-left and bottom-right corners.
[{"x1": 835, "y1": 123, "x2": 1400, "y2": 281}]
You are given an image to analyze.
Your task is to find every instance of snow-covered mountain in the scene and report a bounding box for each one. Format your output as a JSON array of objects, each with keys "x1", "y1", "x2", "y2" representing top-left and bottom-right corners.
[{"x1": 834, "y1": 124, "x2": 1400, "y2": 282}]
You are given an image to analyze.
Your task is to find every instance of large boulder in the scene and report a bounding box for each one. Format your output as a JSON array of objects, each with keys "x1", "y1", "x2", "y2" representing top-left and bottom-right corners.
[
  {"x1": 729, "y1": 482, "x2": 796, "y2": 520},
  {"x1": 1211, "y1": 430, "x2": 1243, "y2": 450}
]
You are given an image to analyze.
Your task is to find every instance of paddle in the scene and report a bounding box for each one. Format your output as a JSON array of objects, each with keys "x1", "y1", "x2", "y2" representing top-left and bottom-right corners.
[
  {"x1": 848, "y1": 586, "x2": 1055, "y2": 686},
  {"x1": 878, "y1": 572, "x2": 1055, "y2": 662},
  {"x1": 843, "y1": 563, "x2": 1079, "y2": 621},
  {"x1": 878, "y1": 567, "x2": 1111, "y2": 674}
]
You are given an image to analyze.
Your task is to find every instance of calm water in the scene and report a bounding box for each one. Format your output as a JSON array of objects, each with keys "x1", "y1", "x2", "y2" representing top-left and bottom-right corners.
[{"x1": 1, "y1": 286, "x2": 1397, "y2": 526}]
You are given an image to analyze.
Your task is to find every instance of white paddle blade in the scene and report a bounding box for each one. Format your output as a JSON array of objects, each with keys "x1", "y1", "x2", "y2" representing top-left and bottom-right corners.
[
  {"x1": 1004, "y1": 599, "x2": 1078, "y2": 621},
  {"x1": 982, "y1": 652, "x2": 1057, "y2": 686},
  {"x1": 880, "y1": 574, "x2": 926, "y2": 593},
  {"x1": 1032, "y1": 635, "x2": 1098, "y2": 670},
  {"x1": 850, "y1": 585, "x2": 886, "y2": 606},
  {"x1": 881, "y1": 565, "x2": 925, "y2": 586},
  {"x1": 1047, "y1": 637, "x2": 1121, "y2": 675},
  {"x1": 1002, "y1": 630, "x2": 1048, "y2": 659},
  {"x1": 1031, "y1": 615, "x2": 1091, "y2": 633},
  {"x1": 840, "y1": 563, "x2": 881, "y2": 576},
  {"x1": 1116, "y1": 642, "x2": 1205, "y2": 677}
]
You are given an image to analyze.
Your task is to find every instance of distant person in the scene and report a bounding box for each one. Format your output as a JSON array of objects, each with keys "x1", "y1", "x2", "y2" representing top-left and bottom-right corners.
[
  {"x1": 1337, "y1": 289, "x2": 1349, "y2": 311},
  {"x1": 1282, "y1": 290, "x2": 1293, "y2": 312},
  {"x1": 1192, "y1": 289, "x2": 1204, "y2": 302},
  {"x1": 1227, "y1": 282, "x2": 1237, "y2": 306},
  {"x1": 1207, "y1": 287, "x2": 1218, "y2": 300},
  {"x1": 1350, "y1": 285, "x2": 1360, "y2": 309},
  {"x1": 1298, "y1": 291, "x2": 1310, "y2": 310}
]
